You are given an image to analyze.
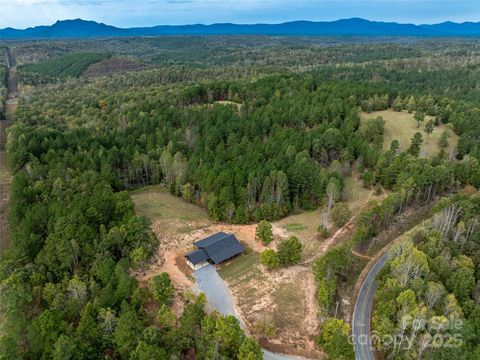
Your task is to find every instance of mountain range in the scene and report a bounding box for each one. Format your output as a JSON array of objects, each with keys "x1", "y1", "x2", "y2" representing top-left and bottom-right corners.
[{"x1": 2, "y1": 18, "x2": 480, "y2": 39}]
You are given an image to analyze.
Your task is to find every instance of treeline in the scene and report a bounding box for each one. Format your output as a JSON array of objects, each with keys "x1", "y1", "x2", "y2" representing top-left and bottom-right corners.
[
  {"x1": 372, "y1": 195, "x2": 480, "y2": 359},
  {"x1": 17, "y1": 52, "x2": 110, "y2": 85},
  {"x1": 312, "y1": 131, "x2": 478, "y2": 359},
  {"x1": 11, "y1": 37, "x2": 479, "y2": 75},
  {"x1": 314, "y1": 150, "x2": 468, "y2": 318},
  {"x1": 312, "y1": 62, "x2": 480, "y2": 104},
  {"x1": 313, "y1": 193, "x2": 480, "y2": 360}
]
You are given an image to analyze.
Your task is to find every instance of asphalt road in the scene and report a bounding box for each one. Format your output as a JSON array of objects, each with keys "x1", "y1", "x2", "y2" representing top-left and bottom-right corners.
[
  {"x1": 352, "y1": 252, "x2": 390, "y2": 360},
  {"x1": 194, "y1": 264, "x2": 306, "y2": 360}
]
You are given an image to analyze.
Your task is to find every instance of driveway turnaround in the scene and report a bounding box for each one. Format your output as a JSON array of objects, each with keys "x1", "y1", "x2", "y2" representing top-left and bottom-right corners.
[
  {"x1": 352, "y1": 252, "x2": 390, "y2": 360},
  {"x1": 193, "y1": 264, "x2": 306, "y2": 360}
]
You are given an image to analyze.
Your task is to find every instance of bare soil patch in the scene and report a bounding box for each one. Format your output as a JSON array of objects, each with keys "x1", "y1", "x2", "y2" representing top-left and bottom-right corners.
[
  {"x1": 275, "y1": 175, "x2": 385, "y2": 264},
  {"x1": 130, "y1": 186, "x2": 273, "y2": 287}
]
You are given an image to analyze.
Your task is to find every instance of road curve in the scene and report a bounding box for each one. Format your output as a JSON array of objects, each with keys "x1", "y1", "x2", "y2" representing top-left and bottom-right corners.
[{"x1": 352, "y1": 252, "x2": 389, "y2": 360}]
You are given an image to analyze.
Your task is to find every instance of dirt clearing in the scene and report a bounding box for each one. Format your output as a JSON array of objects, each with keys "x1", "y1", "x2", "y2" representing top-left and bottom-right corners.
[
  {"x1": 220, "y1": 255, "x2": 322, "y2": 358},
  {"x1": 131, "y1": 186, "x2": 321, "y2": 357},
  {"x1": 130, "y1": 186, "x2": 272, "y2": 286}
]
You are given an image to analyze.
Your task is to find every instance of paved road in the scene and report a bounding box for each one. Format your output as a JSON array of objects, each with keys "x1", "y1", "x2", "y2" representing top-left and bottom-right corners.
[
  {"x1": 194, "y1": 264, "x2": 306, "y2": 360},
  {"x1": 352, "y1": 252, "x2": 389, "y2": 360}
]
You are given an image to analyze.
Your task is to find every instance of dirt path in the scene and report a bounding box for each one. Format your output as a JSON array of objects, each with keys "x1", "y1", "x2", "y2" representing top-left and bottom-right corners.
[
  {"x1": 300, "y1": 189, "x2": 375, "y2": 265},
  {"x1": 1, "y1": 48, "x2": 18, "y2": 254}
]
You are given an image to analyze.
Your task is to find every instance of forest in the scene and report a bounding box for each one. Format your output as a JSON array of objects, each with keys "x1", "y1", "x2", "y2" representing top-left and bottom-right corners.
[
  {"x1": 373, "y1": 195, "x2": 480, "y2": 359},
  {"x1": 1, "y1": 36, "x2": 479, "y2": 359},
  {"x1": 17, "y1": 52, "x2": 110, "y2": 85}
]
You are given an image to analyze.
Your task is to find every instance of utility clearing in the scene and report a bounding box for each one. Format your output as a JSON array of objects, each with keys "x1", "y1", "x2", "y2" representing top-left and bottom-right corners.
[{"x1": 1, "y1": 54, "x2": 18, "y2": 254}]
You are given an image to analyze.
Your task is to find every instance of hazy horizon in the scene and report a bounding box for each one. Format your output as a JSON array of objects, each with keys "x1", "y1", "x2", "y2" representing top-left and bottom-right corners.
[{"x1": 1, "y1": 0, "x2": 479, "y2": 29}]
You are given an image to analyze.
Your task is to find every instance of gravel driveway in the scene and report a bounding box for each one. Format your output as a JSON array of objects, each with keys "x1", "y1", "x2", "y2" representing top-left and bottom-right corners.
[
  {"x1": 193, "y1": 264, "x2": 238, "y2": 317},
  {"x1": 193, "y1": 264, "x2": 307, "y2": 360}
]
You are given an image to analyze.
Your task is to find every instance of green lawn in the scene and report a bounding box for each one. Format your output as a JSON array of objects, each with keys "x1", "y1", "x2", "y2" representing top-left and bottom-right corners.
[
  {"x1": 218, "y1": 251, "x2": 260, "y2": 284},
  {"x1": 283, "y1": 223, "x2": 308, "y2": 232},
  {"x1": 361, "y1": 109, "x2": 458, "y2": 158}
]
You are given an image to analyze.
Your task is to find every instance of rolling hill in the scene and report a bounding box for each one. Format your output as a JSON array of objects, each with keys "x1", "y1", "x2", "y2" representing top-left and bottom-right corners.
[{"x1": 1, "y1": 18, "x2": 480, "y2": 39}]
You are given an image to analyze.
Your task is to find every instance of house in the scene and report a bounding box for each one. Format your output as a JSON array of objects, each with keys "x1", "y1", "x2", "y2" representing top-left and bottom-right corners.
[{"x1": 185, "y1": 232, "x2": 245, "y2": 270}]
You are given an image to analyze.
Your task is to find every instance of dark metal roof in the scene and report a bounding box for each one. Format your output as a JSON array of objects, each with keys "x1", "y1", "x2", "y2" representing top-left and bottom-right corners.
[
  {"x1": 193, "y1": 231, "x2": 230, "y2": 247},
  {"x1": 193, "y1": 232, "x2": 244, "y2": 264},
  {"x1": 185, "y1": 249, "x2": 209, "y2": 265}
]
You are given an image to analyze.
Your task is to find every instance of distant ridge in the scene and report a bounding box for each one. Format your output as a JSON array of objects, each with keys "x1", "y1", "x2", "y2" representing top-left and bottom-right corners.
[{"x1": 2, "y1": 18, "x2": 480, "y2": 39}]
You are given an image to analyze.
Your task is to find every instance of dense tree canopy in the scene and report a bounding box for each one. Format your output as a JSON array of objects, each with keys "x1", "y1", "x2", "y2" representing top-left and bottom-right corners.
[{"x1": 372, "y1": 196, "x2": 480, "y2": 359}]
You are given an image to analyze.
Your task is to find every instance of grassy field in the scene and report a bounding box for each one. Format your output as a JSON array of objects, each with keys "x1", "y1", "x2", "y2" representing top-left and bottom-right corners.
[
  {"x1": 212, "y1": 100, "x2": 243, "y2": 112},
  {"x1": 360, "y1": 109, "x2": 458, "y2": 158},
  {"x1": 130, "y1": 185, "x2": 208, "y2": 223}
]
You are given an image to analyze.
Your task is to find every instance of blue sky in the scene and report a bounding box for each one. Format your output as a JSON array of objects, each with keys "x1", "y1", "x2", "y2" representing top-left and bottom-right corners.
[{"x1": 1, "y1": 0, "x2": 479, "y2": 29}]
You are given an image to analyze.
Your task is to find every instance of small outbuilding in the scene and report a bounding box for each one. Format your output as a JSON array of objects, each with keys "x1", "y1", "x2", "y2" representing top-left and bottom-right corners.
[{"x1": 185, "y1": 232, "x2": 244, "y2": 270}]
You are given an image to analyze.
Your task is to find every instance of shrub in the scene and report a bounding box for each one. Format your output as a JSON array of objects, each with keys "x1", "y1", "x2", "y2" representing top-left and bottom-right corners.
[
  {"x1": 254, "y1": 318, "x2": 276, "y2": 338},
  {"x1": 331, "y1": 202, "x2": 352, "y2": 227},
  {"x1": 238, "y1": 337, "x2": 263, "y2": 360},
  {"x1": 363, "y1": 170, "x2": 374, "y2": 188},
  {"x1": 359, "y1": 116, "x2": 385, "y2": 142},
  {"x1": 260, "y1": 249, "x2": 279, "y2": 269},
  {"x1": 277, "y1": 236, "x2": 303, "y2": 265},
  {"x1": 318, "y1": 224, "x2": 330, "y2": 238},
  {"x1": 255, "y1": 220, "x2": 273, "y2": 245},
  {"x1": 157, "y1": 304, "x2": 176, "y2": 329},
  {"x1": 318, "y1": 318, "x2": 355, "y2": 360}
]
